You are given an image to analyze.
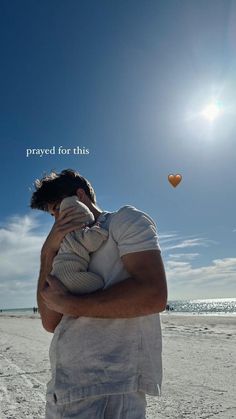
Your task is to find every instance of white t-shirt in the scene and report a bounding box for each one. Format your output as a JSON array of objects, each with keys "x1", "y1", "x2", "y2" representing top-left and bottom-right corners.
[{"x1": 46, "y1": 206, "x2": 163, "y2": 404}]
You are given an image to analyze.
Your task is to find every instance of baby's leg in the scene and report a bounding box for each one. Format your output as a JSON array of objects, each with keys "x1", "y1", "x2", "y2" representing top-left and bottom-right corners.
[{"x1": 51, "y1": 261, "x2": 104, "y2": 294}]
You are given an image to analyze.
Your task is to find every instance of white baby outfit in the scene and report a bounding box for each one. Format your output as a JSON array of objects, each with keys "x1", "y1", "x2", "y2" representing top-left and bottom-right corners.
[{"x1": 51, "y1": 196, "x2": 108, "y2": 294}]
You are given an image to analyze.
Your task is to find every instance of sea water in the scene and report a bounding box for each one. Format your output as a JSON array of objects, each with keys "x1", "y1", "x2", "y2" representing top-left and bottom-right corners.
[
  {"x1": 167, "y1": 298, "x2": 236, "y2": 315},
  {"x1": 0, "y1": 307, "x2": 39, "y2": 316},
  {"x1": 1, "y1": 298, "x2": 236, "y2": 316}
]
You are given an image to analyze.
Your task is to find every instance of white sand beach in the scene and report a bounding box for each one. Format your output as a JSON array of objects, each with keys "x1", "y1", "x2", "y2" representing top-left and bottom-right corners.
[{"x1": 0, "y1": 314, "x2": 235, "y2": 419}]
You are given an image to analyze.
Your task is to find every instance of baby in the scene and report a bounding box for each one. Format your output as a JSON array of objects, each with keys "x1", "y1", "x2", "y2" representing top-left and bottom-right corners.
[{"x1": 51, "y1": 196, "x2": 108, "y2": 294}]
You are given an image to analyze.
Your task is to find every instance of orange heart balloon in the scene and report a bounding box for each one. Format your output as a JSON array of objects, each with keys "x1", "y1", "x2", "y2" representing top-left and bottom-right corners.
[{"x1": 168, "y1": 174, "x2": 182, "y2": 187}]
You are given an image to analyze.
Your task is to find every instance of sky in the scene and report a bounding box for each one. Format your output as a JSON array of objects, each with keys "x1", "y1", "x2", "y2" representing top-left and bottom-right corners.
[{"x1": 0, "y1": 0, "x2": 235, "y2": 308}]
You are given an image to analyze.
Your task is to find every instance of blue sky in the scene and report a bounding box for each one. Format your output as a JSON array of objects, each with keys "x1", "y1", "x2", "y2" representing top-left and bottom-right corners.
[{"x1": 0, "y1": 0, "x2": 235, "y2": 308}]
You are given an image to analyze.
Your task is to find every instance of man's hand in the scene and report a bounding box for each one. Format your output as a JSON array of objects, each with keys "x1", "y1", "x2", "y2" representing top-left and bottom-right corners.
[
  {"x1": 42, "y1": 206, "x2": 87, "y2": 256},
  {"x1": 40, "y1": 275, "x2": 72, "y2": 314}
]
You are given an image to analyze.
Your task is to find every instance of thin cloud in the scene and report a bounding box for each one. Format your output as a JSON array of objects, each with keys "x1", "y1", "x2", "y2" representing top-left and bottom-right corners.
[
  {"x1": 159, "y1": 232, "x2": 178, "y2": 239},
  {"x1": 158, "y1": 230, "x2": 218, "y2": 253},
  {"x1": 168, "y1": 253, "x2": 200, "y2": 260},
  {"x1": 163, "y1": 237, "x2": 216, "y2": 251}
]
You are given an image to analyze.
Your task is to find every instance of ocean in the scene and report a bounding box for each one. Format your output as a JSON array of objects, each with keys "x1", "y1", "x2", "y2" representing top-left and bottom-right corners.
[
  {"x1": 166, "y1": 298, "x2": 236, "y2": 315},
  {"x1": 0, "y1": 298, "x2": 236, "y2": 316}
]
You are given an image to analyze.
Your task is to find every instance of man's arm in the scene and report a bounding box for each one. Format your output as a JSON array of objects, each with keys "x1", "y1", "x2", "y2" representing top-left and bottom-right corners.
[
  {"x1": 41, "y1": 250, "x2": 167, "y2": 319},
  {"x1": 37, "y1": 206, "x2": 87, "y2": 332},
  {"x1": 37, "y1": 250, "x2": 63, "y2": 333}
]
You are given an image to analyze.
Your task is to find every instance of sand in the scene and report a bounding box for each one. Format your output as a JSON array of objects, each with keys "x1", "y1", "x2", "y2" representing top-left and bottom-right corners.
[{"x1": 0, "y1": 313, "x2": 235, "y2": 419}]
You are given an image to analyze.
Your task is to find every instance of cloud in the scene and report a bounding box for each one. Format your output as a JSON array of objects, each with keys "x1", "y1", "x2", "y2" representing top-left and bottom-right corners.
[
  {"x1": 168, "y1": 253, "x2": 200, "y2": 260},
  {"x1": 158, "y1": 231, "x2": 236, "y2": 298},
  {"x1": 158, "y1": 231, "x2": 217, "y2": 253},
  {"x1": 159, "y1": 232, "x2": 178, "y2": 241},
  {"x1": 163, "y1": 237, "x2": 216, "y2": 251},
  {"x1": 0, "y1": 214, "x2": 46, "y2": 279},
  {"x1": 166, "y1": 257, "x2": 236, "y2": 299},
  {"x1": 0, "y1": 214, "x2": 48, "y2": 306}
]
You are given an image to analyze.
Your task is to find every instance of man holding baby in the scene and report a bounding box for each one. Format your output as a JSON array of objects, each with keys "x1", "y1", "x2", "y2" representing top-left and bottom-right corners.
[{"x1": 31, "y1": 168, "x2": 167, "y2": 419}]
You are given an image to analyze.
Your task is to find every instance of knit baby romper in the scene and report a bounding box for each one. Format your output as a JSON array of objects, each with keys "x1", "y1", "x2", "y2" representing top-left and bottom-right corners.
[{"x1": 51, "y1": 196, "x2": 108, "y2": 294}]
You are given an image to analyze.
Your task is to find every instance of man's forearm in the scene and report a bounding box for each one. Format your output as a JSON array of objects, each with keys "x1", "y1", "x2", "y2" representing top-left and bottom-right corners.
[
  {"x1": 63, "y1": 276, "x2": 167, "y2": 319},
  {"x1": 41, "y1": 250, "x2": 167, "y2": 320},
  {"x1": 38, "y1": 250, "x2": 62, "y2": 332}
]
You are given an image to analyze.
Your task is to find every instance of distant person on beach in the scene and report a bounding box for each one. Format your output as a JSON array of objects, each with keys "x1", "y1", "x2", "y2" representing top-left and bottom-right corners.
[
  {"x1": 51, "y1": 195, "x2": 108, "y2": 294},
  {"x1": 165, "y1": 304, "x2": 174, "y2": 312},
  {"x1": 30, "y1": 169, "x2": 167, "y2": 419}
]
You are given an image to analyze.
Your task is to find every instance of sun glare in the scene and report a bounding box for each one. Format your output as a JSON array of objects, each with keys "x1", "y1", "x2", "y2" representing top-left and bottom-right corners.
[{"x1": 202, "y1": 102, "x2": 221, "y2": 122}]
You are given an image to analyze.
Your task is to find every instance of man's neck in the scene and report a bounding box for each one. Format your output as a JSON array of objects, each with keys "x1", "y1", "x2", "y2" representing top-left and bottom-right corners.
[{"x1": 88, "y1": 203, "x2": 103, "y2": 221}]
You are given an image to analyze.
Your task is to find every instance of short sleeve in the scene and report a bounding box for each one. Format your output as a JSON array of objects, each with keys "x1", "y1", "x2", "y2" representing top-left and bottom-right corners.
[{"x1": 110, "y1": 206, "x2": 161, "y2": 257}]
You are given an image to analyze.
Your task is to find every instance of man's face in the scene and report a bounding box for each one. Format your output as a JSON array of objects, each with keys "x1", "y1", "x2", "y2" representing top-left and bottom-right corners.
[{"x1": 47, "y1": 201, "x2": 61, "y2": 219}]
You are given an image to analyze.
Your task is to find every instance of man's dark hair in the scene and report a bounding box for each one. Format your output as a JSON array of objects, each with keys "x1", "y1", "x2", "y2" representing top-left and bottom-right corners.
[{"x1": 30, "y1": 169, "x2": 96, "y2": 211}]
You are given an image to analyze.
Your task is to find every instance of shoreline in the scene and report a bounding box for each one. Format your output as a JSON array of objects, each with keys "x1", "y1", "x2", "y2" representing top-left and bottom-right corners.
[{"x1": 1, "y1": 311, "x2": 236, "y2": 319}]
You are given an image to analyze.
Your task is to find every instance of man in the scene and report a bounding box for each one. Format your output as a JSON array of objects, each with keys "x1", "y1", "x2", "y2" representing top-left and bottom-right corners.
[{"x1": 31, "y1": 169, "x2": 167, "y2": 419}]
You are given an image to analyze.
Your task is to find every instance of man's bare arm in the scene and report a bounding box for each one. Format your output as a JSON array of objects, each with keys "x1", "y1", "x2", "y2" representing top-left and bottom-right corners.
[
  {"x1": 41, "y1": 250, "x2": 167, "y2": 319},
  {"x1": 37, "y1": 250, "x2": 63, "y2": 333},
  {"x1": 37, "y1": 206, "x2": 87, "y2": 332}
]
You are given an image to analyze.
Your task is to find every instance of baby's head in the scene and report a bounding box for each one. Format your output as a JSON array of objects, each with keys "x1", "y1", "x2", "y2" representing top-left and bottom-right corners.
[{"x1": 60, "y1": 196, "x2": 94, "y2": 225}]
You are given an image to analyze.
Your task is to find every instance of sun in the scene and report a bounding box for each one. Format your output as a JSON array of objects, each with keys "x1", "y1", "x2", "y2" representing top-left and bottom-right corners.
[{"x1": 201, "y1": 101, "x2": 221, "y2": 122}]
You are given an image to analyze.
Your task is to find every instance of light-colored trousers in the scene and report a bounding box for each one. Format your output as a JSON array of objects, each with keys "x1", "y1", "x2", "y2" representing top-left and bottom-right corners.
[{"x1": 45, "y1": 392, "x2": 147, "y2": 419}]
